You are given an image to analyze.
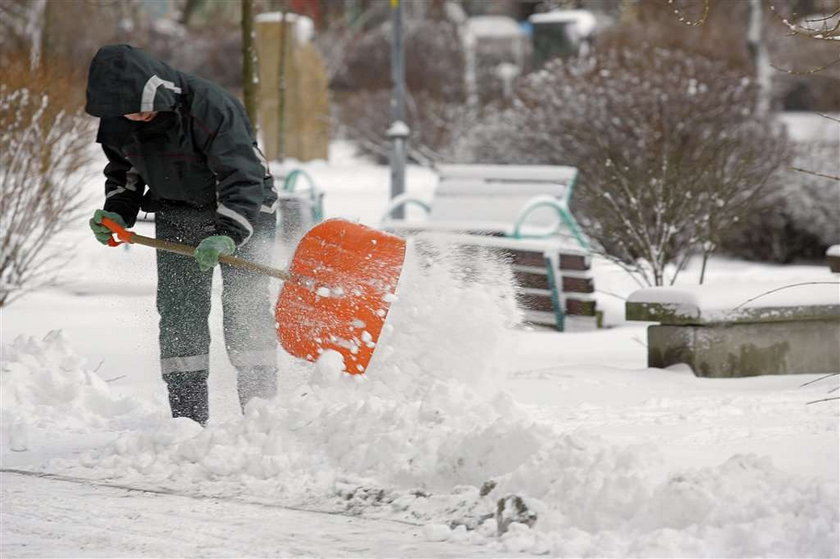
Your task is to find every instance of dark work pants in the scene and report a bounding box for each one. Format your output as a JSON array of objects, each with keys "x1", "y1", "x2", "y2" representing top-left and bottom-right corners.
[{"x1": 155, "y1": 203, "x2": 278, "y2": 423}]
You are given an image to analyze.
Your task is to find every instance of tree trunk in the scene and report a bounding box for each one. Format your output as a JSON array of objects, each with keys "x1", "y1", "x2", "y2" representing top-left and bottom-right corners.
[
  {"x1": 28, "y1": 0, "x2": 46, "y2": 70},
  {"x1": 277, "y1": 7, "x2": 289, "y2": 161},
  {"x1": 242, "y1": 0, "x2": 259, "y2": 131},
  {"x1": 180, "y1": 0, "x2": 205, "y2": 25},
  {"x1": 748, "y1": 0, "x2": 772, "y2": 114}
]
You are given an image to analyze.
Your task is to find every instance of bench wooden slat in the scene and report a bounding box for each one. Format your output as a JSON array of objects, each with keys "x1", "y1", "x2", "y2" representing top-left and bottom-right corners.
[
  {"x1": 566, "y1": 299, "x2": 597, "y2": 316},
  {"x1": 429, "y1": 196, "x2": 568, "y2": 229},
  {"x1": 559, "y1": 254, "x2": 589, "y2": 271},
  {"x1": 517, "y1": 292, "x2": 555, "y2": 313},
  {"x1": 562, "y1": 276, "x2": 594, "y2": 293},
  {"x1": 514, "y1": 270, "x2": 551, "y2": 290},
  {"x1": 437, "y1": 180, "x2": 569, "y2": 197},
  {"x1": 438, "y1": 164, "x2": 578, "y2": 183},
  {"x1": 508, "y1": 249, "x2": 546, "y2": 268}
]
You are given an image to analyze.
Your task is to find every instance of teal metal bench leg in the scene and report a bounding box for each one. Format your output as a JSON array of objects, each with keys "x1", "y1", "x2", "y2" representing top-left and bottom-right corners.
[
  {"x1": 545, "y1": 256, "x2": 565, "y2": 331},
  {"x1": 558, "y1": 210, "x2": 588, "y2": 250}
]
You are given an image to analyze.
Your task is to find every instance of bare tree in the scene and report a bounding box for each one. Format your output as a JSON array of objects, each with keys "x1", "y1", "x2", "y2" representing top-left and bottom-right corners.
[
  {"x1": 333, "y1": 16, "x2": 467, "y2": 163},
  {"x1": 768, "y1": 1, "x2": 840, "y2": 41},
  {"x1": 669, "y1": 0, "x2": 840, "y2": 41},
  {"x1": 0, "y1": 62, "x2": 93, "y2": 307},
  {"x1": 0, "y1": 0, "x2": 46, "y2": 68},
  {"x1": 457, "y1": 46, "x2": 789, "y2": 286},
  {"x1": 178, "y1": 0, "x2": 207, "y2": 26},
  {"x1": 241, "y1": 0, "x2": 259, "y2": 129}
]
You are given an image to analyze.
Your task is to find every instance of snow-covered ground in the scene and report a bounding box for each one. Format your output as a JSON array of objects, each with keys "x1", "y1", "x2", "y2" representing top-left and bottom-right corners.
[{"x1": 2, "y1": 142, "x2": 838, "y2": 557}]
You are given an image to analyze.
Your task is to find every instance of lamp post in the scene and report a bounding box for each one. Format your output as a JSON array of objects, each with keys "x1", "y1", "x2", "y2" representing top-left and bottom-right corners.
[{"x1": 389, "y1": 0, "x2": 408, "y2": 219}]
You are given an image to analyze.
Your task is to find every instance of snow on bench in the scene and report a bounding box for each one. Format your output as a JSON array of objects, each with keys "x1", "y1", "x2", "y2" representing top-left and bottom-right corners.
[
  {"x1": 383, "y1": 164, "x2": 587, "y2": 248},
  {"x1": 381, "y1": 164, "x2": 596, "y2": 331},
  {"x1": 626, "y1": 281, "x2": 840, "y2": 377}
]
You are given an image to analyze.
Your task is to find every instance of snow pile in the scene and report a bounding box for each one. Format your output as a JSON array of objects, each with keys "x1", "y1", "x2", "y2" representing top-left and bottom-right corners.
[
  {"x1": 628, "y1": 278, "x2": 840, "y2": 321},
  {"x1": 382, "y1": 433, "x2": 837, "y2": 556},
  {"x1": 481, "y1": 441, "x2": 838, "y2": 556},
  {"x1": 1, "y1": 331, "x2": 152, "y2": 442},
  {"x1": 32, "y1": 244, "x2": 840, "y2": 556},
  {"x1": 61, "y1": 236, "x2": 535, "y2": 491}
]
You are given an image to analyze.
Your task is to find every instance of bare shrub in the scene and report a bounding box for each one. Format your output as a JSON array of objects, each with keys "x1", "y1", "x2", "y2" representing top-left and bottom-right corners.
[
  {"x1": 627, "y1": 0, "x2": 840, "y2": 111},
  {"x1": 721, "y1": 138, "x2": 840, "y2": 262},
  {"x1": 147, "y1": 21, "x2": 243, "y2": 92},
  {"x1": 0, "y1": 56, "x2": 93, "y2": 306},
  {"x1": 332, "y1": 17, "x2": 464, "y2": 101},
  {"x1": 456, "y1": 46, "x2": 789, "y2": 286},
  {"x1": 769, "y1": 31, "x2": 840, "y2": 111},
  {"x1": 604, "y1": 0, "x2": 754, "y2": 71},
  {"x1": 1, "y1": 0, "x2": 244, "y2": 96}
]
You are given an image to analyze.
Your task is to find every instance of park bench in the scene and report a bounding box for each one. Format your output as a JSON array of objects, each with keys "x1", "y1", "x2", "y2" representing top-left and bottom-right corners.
[
  {"x1": 626, "y1": 281, "x2": 840, "y2": 377},
  {"x1": 381, "y1": 164, "x2": 598, "y2": 331}
]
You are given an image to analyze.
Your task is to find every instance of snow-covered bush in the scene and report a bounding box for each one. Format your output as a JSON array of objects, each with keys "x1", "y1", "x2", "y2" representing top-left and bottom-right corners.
[
  {"x1": 721, "y1": 138, "x2": 840, "y2": 262},
  {"x1": 455, "y1": 46, "x2": 789, "y2": 285},
  {"x1": 0, "y1": 58, "x2": 93, "y2": 306}
]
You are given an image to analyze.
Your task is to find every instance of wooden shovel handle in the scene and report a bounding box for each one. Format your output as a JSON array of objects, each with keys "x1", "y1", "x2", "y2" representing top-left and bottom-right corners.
[{"x1": 100, "y1": 217, "x2": 291, "y2": 281}]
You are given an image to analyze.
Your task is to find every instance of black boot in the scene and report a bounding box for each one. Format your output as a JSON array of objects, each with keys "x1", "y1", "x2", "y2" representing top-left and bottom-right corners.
[
  {"x1": 164, "y1": 371, "x2": 209, "y2": 426},
  {"x1": 237, "y1": 367, "x2": 277, "y2": 412}
]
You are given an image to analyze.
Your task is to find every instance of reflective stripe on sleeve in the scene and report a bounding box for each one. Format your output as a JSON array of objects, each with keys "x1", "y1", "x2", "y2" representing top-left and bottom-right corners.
[
  {"x1": 217, "y1": 203, "x2": 254, "y2": 244},
  {"x1": 105, "y1": 167, "x2": 140, "y2": 199}
]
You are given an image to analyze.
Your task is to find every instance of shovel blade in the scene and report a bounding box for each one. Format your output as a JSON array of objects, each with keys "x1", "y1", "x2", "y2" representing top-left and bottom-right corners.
[{"x1": 275, "y1": 219, "x2": 406, "y2": 374}]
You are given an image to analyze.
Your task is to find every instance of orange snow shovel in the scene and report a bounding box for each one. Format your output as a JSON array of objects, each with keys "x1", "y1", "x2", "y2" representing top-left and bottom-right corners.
[{"x1": 101, "y1": 217, "x2": 406, "y2": 374}]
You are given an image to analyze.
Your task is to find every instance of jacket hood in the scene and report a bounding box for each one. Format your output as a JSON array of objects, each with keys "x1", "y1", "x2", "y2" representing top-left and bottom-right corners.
[{"x1": 86, "y1": 44, "x2": 183, "y2": 118}]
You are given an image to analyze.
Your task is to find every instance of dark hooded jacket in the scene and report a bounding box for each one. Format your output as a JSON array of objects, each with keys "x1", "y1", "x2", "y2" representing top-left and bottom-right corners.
[{"x1": 85, "y1": 44, "x2": 277, "y2": 245}]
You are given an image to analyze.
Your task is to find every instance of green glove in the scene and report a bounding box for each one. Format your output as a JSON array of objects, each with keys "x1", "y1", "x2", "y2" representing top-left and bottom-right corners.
[
  {"x1": 89, "y1": 209, "x2": 126, "y2": 245},
  {"x1": 195, "y1": 235, "x2": 236, "y2": 272}
]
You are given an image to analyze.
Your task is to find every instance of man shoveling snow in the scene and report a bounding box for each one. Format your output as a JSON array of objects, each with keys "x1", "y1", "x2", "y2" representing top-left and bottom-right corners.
[{"x1": 85, "y1": 44, "x2": 279, "y2": 425}]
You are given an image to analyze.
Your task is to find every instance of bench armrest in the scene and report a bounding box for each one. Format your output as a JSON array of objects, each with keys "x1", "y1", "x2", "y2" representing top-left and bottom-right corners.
[
  {"x1": 282, "y1": 169, "x2": 324, "y2": 222},
  {"x1": 513, "y1": 195, "x2": 589, "y2": 249},
  {"x1": 380, "y1": 193, "x2": 432, "y2": 224}
]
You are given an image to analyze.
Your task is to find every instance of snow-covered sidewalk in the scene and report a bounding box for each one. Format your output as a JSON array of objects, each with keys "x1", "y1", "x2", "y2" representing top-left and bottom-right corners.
[
  {"x1": 2, "y1": 146, "x2": 838, "y2": 557},
  {"x1": 2, "y1": 471, "x2": 503, "y2": 558}
]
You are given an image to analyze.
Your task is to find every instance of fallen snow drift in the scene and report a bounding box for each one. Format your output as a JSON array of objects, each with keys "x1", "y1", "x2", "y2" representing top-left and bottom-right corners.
[
  {"x1": 1, "y1": 331, "x2": 155, "y2": 439},
  {"x1": 4, "y1": 239, "x2": 837, "y2": 557},
  {"x1": 628, "y1": 279, "x2": 840, "y2": 321}
]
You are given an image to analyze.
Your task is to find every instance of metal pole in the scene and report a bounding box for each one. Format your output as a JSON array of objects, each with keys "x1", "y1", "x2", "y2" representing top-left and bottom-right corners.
[
  {"x1": 748, "y1": 0, "x2": 771, "y2": 115},
  {"x1": 389, "y1": 0, "x2": 408, "y2": 219}
]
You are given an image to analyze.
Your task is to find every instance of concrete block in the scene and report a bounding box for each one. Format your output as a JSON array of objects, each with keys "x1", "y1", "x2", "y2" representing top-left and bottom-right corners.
[{"x1": 648, "y1": 320, "x2": 840, "y2": 377}]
